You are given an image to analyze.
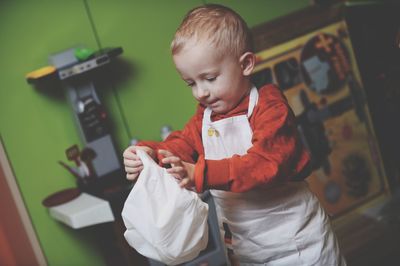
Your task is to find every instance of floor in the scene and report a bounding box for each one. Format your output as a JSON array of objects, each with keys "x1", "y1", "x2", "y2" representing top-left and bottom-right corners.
[{"x1": 335, "y1": 191, "x2": 400, "y2": 266}]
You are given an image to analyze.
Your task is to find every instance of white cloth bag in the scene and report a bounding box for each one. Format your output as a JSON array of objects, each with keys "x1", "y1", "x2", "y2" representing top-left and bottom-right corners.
[{"x1": 122, "y1": 149, "x2": 209, "y2": 265}]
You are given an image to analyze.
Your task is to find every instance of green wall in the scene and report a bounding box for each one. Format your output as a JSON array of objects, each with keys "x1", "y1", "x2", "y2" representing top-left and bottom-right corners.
[{"x1": 0, "y1": 1, "x2": 309, "y2": 265}]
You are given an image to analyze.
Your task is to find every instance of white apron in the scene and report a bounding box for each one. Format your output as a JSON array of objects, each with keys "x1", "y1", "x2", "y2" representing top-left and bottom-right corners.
[{"x1": 202, "y1": 86, "x2": 345, "y2": 265}]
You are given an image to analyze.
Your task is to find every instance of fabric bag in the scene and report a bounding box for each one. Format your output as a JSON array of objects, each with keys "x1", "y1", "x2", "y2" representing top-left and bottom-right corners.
[{"x1": 122, "y1": 149, "x2": 209, "y2": 265}]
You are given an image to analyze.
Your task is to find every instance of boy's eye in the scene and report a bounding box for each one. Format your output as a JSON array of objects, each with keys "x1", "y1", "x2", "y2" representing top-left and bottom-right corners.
[
  {"x1": 182, "y1": 79, "x2": 195, "y2": 87},
  {"x1": 206, "y1": 77, "x2": 216, "y2": 82}
]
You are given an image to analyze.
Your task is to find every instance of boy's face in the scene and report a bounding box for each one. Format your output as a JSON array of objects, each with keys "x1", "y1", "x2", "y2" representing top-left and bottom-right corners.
[{"x1": 173, "y1": 40, "x2": 253, "y2": 114}]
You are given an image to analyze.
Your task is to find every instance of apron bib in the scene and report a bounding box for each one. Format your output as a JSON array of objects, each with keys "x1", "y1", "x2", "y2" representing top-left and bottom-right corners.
[{"x1": 202, "y1": 86, "x2": 345, "y2": 265}]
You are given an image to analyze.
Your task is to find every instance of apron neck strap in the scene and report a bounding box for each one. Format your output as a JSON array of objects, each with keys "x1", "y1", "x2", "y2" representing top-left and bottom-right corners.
[
  {"x1": 247, "y1": 85, "x2": 258, "y2": 118},
  {"x1": 203, "y1": 85, "x2": 258, "y2": 123}
]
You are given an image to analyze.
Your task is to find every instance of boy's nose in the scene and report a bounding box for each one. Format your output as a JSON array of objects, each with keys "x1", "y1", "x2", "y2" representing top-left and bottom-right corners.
[{"x1": 197, "y1": 86, "x2": 210, "y2": 99}]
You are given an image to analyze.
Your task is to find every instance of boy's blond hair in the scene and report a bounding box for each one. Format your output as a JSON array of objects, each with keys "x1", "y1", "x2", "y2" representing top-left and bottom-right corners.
[{"x1": 171, "y1": 4, "x2": 253, "y2": 58}]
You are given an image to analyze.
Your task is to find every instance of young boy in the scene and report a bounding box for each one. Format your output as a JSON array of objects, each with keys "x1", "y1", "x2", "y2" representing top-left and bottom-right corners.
[{"x1": 123, "y1": 4, "x2": 346, "y2": 265}]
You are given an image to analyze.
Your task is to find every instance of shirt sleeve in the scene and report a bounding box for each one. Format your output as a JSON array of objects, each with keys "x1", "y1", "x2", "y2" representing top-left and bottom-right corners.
[
  {"x1": 197, "y1": 85, "x2": 310, "y2": 193},
  {"x1": 137, "y1": 106, "x2": 204, "y2": 165}
]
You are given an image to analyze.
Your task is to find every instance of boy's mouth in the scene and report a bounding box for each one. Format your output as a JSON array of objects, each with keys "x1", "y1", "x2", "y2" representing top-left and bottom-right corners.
[{"x1": 206, "y1": 100, "x2": 218, "y2": 107}]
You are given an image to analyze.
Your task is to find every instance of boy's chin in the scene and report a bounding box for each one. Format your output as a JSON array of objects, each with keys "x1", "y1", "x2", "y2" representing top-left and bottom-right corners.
[{"x1": 210, "y1": 106, "x2": 229, "y2": 114}]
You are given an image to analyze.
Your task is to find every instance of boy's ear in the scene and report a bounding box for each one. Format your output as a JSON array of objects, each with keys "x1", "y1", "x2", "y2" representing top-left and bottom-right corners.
[{"x1": 239, "y1": 52, "x2": 256, "y2": 76}]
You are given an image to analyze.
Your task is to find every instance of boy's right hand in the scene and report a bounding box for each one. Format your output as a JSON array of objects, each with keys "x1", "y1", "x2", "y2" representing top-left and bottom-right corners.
[{"x1": 123, "y1": 146, "x2": 155, "y2": 181}]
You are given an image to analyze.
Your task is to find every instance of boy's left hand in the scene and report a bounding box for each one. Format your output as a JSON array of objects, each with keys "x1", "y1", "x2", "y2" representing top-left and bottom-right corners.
[{"x1": 158, "y1": 149, "x2": 195, "y2": 189}]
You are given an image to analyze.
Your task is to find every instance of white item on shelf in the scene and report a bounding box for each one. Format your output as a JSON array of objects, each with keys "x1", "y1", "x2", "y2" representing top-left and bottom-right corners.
[{"x1": 49, "y1": 193, "x2": 114, "y2": 229}]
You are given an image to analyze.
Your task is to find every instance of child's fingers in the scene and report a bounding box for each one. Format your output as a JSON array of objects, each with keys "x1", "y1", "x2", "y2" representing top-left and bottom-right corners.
[
  {"x1": 125, "y1": 165, "x2": 144, "y2": 180},
  {"x1": 166, "y1": 166, "x2": 185, "y2": 173},
  {"x1": 123, "y1": 158, "x2": 143, "y2": 168},
  {"x1": 126, "y1": 172, "x2": 139, "y2": 180},
  {"x1": 161, "y1": 155, "x2": 182, "y2": 166},
  {"x1": 179, "y1": 178, "x2": 190, "y2": 188},
  {"x1": 159, "y1": 149, "x2": 183, "y2": 168},
  {"x1": 137, "y1": 146, "x2": 155, "y2": 158},
  {"x1": 124, "y1": 165, "x2": 144, "y2": 174},
  {"x1": 158, "y1": 149, "x2": 179, "y2": 160},
  {"x1": 167, "y1": 166, "x2": 185, "y2": 179},
  {"x1": 158, "y1": 149, "x2": 173, "y2": 157},
  {"x1": 123, "y1": 149, "x2": 139, "y2": 160}
]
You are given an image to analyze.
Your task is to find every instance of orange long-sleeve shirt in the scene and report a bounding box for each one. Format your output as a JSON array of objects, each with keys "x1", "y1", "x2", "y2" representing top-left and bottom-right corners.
[{"x1": 138, "y1": 84, "x2": 310, "y2": 193}]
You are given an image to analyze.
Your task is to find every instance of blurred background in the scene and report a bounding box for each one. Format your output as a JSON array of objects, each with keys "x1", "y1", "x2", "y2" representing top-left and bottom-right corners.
[{"x1": 1, "y1": 0, "x2": 400, "y2": 265}]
